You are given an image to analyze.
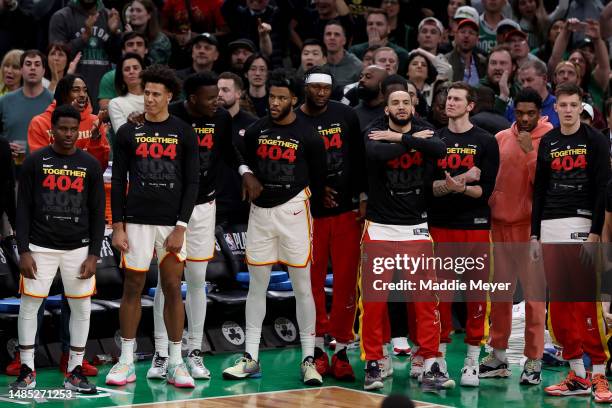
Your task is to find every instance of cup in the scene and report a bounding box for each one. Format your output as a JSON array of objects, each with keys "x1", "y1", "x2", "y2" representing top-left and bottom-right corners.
[{"x1": 13, "y1": 140, "x2": 26, "y2": 166}]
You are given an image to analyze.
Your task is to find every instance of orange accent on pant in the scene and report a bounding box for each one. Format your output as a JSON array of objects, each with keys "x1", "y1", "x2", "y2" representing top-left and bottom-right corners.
[{"x1": 311, "y1": 211, "x2": 361, "y2": 344}]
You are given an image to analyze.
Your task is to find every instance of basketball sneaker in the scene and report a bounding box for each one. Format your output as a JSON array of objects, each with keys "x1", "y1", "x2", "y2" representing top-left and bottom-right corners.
[
  {"x1": 146, "y1": 352, "x2": 168, "y2": 379},
  {"x1": 479, "y1": 352, "x2": 511, "y2": 378},
  {"x1": 167, "y1": 362, "x2": 195, "y2": 388},
  {"x1": 391, "y1": 337, "x2": 411, "y2": 356},
  {"x1": 460, "y1": 357, "x2": 480, "y2": 387},
  {"x1": 105, "y1": 362, "x2": 136, "y2": 386},
  {"x1": 363, "y1": 360, "x2": 384, "y2": 390},
  {"x1": 10, "y1": 364, "x2": 36, "y2": 390},
  {"x1": 222, "y1": 353, "x2": 261, "y2": 379},
  {"x1": 6, "y1": 352, "x2": 21, "y2": 376},
  {"x1": 301, "y1": 356, "x2": 323, "y2": 386},
  {"x1": 187, "y1": 350, "x2": 210, "y2": 380},
  {"x1": 60, "y1": 352, "x2": 98, "y2": 376},
  {"x1": 64, "y1": 365, "x2": 97, "y2": 394},
  {"x1": 544, "y1": 370, "x2": 591, "y2": 396},
  {"x1": 592, "y1": 374, "x2": 612, "y2": 403},
  {"x1": 421, "y1": 362, "x2": 456, "y2": 392},
  {"x1": 379, "y1": 355, "x2": 393, "y2": 378},
  {"x1": 330, "y1": 348, "x2": 355, "y2": 381},
  {"x1": 520, "y1": 359, "x2": 542, "y2": 385},
  {"x1": 410, "y1": 355, "x2": 424, "y2": 379},
  {"x1": 313, "y1": 347, "x2": 330, "y2": 376}
]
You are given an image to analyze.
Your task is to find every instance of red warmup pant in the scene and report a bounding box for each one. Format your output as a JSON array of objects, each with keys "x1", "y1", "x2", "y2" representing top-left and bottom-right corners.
[
  {"x1": 311, "y1": 211, "x2": 361, "y2": 343},
  {"x1": 488, "y1": 223, "x2": 546, "y2": 360},
  {"x1": 359, "y1": 229, "x2": 440, "y2": 362},
  {"x1": 429, "y1": 227, "x2": 490, "y2": 346}
]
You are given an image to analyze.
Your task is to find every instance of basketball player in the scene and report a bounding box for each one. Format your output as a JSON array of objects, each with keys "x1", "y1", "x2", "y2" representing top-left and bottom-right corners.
[
  {"x1": 222, "y1": 70, "x2": 327, "y2": 385},
  {"x1": 11, "y1": 104, "x2": 104, "y2": 394},
  {"x1": 106, "y1": 65, "x2": 199, "y2": 388}
]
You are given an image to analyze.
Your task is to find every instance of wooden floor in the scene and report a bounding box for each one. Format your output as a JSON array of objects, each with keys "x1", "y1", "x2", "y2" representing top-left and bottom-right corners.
[{"x1": 122, "y1": 387, "x2": 452, "y2": 408}]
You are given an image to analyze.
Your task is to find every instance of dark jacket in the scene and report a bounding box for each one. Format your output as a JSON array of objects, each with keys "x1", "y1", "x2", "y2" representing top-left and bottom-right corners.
[{"x1": 445, "y1": 49, "x2": 487, "y2": 83}]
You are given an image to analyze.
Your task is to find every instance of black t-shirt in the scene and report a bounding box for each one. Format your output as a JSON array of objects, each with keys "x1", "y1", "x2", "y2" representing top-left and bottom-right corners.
[
  {"x1": 532, "y1": 124, "x2": 610, "y2": 237},
  {"x1": 295, "y1": 101, "x2": 366, "y2": 217},
  {"x1": 250, "y1": 94, "x2": 268, "y2": 118},
  {"x1": 428, "y1": 125, "x2": 500, "y2": 230},
  {"x1": 355, "y1": 102, "x2": 385, "y2": 132},
  {"x1": 169, "y1": 102, "x2": 242, "y2": 205},
  {"x1": 111, "y1": 115, "x2": 199, "y2": 226},
  {"x1": 16, "y1": 147, "x2": 105, "y2": 255},
  {"x1": 237, "y1": 115, "x2": 326, "y2": 208},
  {"x1": 607, "y1": 178, "x2": 612, "y2": 212}
]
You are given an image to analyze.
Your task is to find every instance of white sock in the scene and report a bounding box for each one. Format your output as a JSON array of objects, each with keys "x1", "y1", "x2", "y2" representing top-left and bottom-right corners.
[
  {"x1": 494, "y1": 348, "x2": 507, "y2": 362},
  {"x1": 153, "y1": 277, "x2": 169, "y2": 357},
  {"x1": 593, "y1": 364, "x2": 606, "y2": 375},
  {"x1": 20, "y1": 348, "x2": 34, "y2": 370},
  {"x1": 334, "y1": 342, "x2": 347, "y2": 354},
  {"x1": 466, "y1": 345, "x2": 480, "y2": 363},
  {"x1": 424, "y1": 357, "x2": 436, "y2": 372},
  {"x1": 245, "y1": 264, "x2": 272, "y2": 361},
  {"x1": 438, "y1": 343, "x2": 447, "y2": 357},
  {"x1": 288, "y1": 264, "x2": 316, "y2": 361},
  {"x1": 169, "y1": 341, "x2": 182, "y2": 366},
  {"x1": 392, "y1": 337, "x2": 410, "y2": 350},
  {"x1": 569, "y1": 359, "x2": 586, "y2": 378},
  {"x1": 67, "y1": 349, "x2": 84, "y2": 372},
  {"x1": 67, "y1": 297, "x2": 91, "y2": 348},
  {"x1": 119, "y1": 338, "x2": 135, "y2": 364},
  {"x1": 315, "y1": 336, "x2": 325, "y2": 350},
  {"x1": 185, "y1": 261, "x2": 208, "y2": 353}
]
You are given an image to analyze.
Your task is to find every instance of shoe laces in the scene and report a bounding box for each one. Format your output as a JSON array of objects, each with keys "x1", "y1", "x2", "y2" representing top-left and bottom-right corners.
[
  {"x1": 153, "y1": 354, "x2": 168, "y2": 369},
  {"x1": 110, "y1": 362, "x2": 129, "y2": 374},
  {"x1": 593, "y1": 374, "x2": 609, "y2": 392},
  {"x1": 524, "y1": 359, "x2": 539, "y2": 373},
  {"x1": 190, "y1": 354, "x2": 204, "y2": 369},
  {"x1": 481, "y1": 353, "x2": 496, "y2": 365}
]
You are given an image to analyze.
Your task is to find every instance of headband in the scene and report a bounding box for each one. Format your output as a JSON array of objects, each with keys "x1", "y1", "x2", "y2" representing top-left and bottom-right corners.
[{"x1": 305, "y1": 73, "x2": 332, "y2": 85}]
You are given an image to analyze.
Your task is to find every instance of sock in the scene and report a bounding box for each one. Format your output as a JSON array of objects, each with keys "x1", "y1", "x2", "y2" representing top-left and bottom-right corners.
[
  {"x1": 494, "y1": 348, "x2": 507, "y2": 362},
  {"x1": 119, "y1": 338, "x2": 135, "y2": 364},
  {"x1": 288, "y1": 264, "x2": 316, "y2": 361},
  {"x1": 438, "y1": 343, "x2": 447, "y2": 357},
  {"x1": 593, "y1": 364, "x2": 606, "y2": 375},
  {"x1": 466, "y1": 345, "x2": 480, "y2": 362},
  {"x1": 67, "y1": 349, "x2": 84, "y2": 372},
  {"x1": 245, "y1": 264, "x2": 272, "y2": 362},
  {"x1": 392, "y1": 337, "x2": 410, "y2": 350},
  {"x1": 334, "y1": 342, "x2": 347, "y2": 354},
  {"x1": 569, "y1": 359, "x2": 586, "y2": 378},
  {"x1": 20, "y1": 348, "x2": 35, "y2": 371},
  {"x1": 153, "y1": 277, "x2": 169, "y2": 358},
  {"x1": 315, "y1": 336, "x2": 325, "y2": 350},
  {"x1": 169, "y1": 341, "x2": 182, "y2": 366},
  {"x1": 185, "y1": 261, "x2": 208, "y2": 353},
  {"x1": 424, "y1": 357, "x2": 436, "y2": 372}
]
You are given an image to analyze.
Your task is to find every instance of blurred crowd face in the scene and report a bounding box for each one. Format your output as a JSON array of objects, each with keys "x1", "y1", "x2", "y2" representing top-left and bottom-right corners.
[
  {"x1": 447, "y1": 0, "x2": 467, "y2": 21},
  {"x1": 486, "y1": 50, "x2": 513, "y2": 85},
  {"x1": 123, "y1": 35, "x2": 147, "y2": 58},
  {"x1": 569, "y1": 51, "x2": 590, "y2": 77},
  {"x1": 367, "y1": 13, "x2": 390, "y2": 40},
  {"x1": 432, "y1": 91, "x2": 448, "y2": 125},
  {"x1": 1, "y1": 59, "x2": 21, "y2": 90},
  {"x1": 507, "y1": 34, "x2": 529, "y2": 60},
  {"x1": 247, "y1": 58, "x2": 268, "y2": 88},
  {"x1": 374, "y1": 49, "x2": 398, "y2": 74},
  {"x1": 515, "y1": 101, "x2": 540, "y2": 132},
  {"x1": 518, "y1": 67, "x2": 547, "y2": 96},
  {"x1": 517, "y1": 0, "x2": 538, "y2": 18},
  {"x1": 246, "y1": 0, "x2": 269, "y2": 12},
  {"x1": 323, "y1": 24, "x2": 346, "y2": 54},
  {"x1": 192, "y1": 41, "x2": 219, "y2": 69},
  {"x1": 22, "y1": 54, "x2": 45, "y2": 86},
  {"x1": 301, "y1": 45, "x2": 326, "y2": 71},
  {"x1": 231, "y1": 47, "x2": 253, "y2": 72},
  {"x1": 555, "y1": 93, "x2": 582, "y2": 128},
  {"x1": 555, "y1": 64, "x2": 580, "y2": 86},
  {"x1": 217, "y1": 78, "x2": 241, "y2": 109},
  {"x1": 128, "y1": 1, "x2": 151, "y2": 28},
  {"x1": 314, "y1": 0, "x2": 335, "y2": 17},
  {"x1": 121, "y1": 57, "x2": 143, "y2": 90},
  {"x1": 456, "y1": 26, "x2": 479, "y2": 53},
  {"x1": 483, "y1": 0, "x2": 505, "y2": 13},
  {"x1": 418, "y1": 22, "x2": 442, "y2": 52},
  {"x1": 381, "y1": 0, "x2": 400, "y2": 19},
  {"x1": 548, "y1": 20, "x2": 564, "y2": 44},
  {"x1": 362, "y1": 49, "x2": 376, "y2": 68},
  {"x1": 445, "y1": 88, "x2": 472, "y2": 120},
  {"x1": 48, "y1": 46, "x2": 68, "y2": 73},
  {"x1": 407, "y1": 55, "x2": 428, "y2": 83}
]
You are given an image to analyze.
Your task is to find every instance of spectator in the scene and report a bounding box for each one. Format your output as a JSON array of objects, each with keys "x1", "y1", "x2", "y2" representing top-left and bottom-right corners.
[
  {"x1": 97, "y1": 32, "x2": 149, "y2": 113},
  {"x1": 28, "y1": 74, "x2": 110, "y2": 170},
  {"x1": 505, "y1": 28, "x2": 543, "y2": 68},
  {"x1": 340, "y1": 44, "x2": 382, "y2": 107},
  {"x1": 243, "y1": 53, "x2": 270, "y2": 118},
  {"x1": 495, "y1": 18, "x2": 521, "y2": 45},
  {"x1": 49, "y1": 0, "x2": 122, "y2": 109},
  {"x1": 0, "y1": 49, "x2": 23, "y2": 96},
  {"x1": 177, "y1": 33, "x2": 219, "y2": 80},
  {"x1": 446, "y1": 18, "x2": 486, "y2": 85},
  {"x1": 0, "y1": 50, "x2": 53, "y2": 162},
  {"x1": 297, "y1": 39, "x2": 327, "y2": 79},
  {"x1": 417, "y1": 17, "x2": 454, "y2": 78},
  {"x1": 478, "y1": 0, "x2": 507, "y2": 53},
  {"x1": 507, "y1": 59, "x2": 559, "y2": 127},
  {"x1": 373, "y1": 47, "x2": 399, "y2": 75},
  {"x1": 46, "y1": 42, "x2": 79, "y2": 93},
  {"x1": 568, "y1": 46, "x2": 608, "y2": 111},
  {"x1": 124, "y1": 0, "x2": 171, "y2": 65},
  {"x1": 108, "y1": 53, "x2": 144, "y2": 131},
  {"x1": 354, "y1": 65, "x2": 388, "y2": 131},
  {"x1": 227, "y1": 39, "x2": 256, "y2": 75},
  {"x1": 406, "y1": 50, "x2": 439, "y2": 107},
  {"x1": 293, "y1": 0, "x2": 353, "y2": 47},
  {"x1": 428, "y1": 85, "x2": 450, "y2": 129},
  {"x1": 349, "y1": 9, "x2": 410, "y2": 74},
  {"x1": 532, "y1": 19, "x2": 564, "y2": 63},
  {"x1": 444, "y1": 1, "x2": 471, "y2": 39},
  {"x1": 565, "y1": 0, "x2": 604, "y2": 47},
  {"x1": 362, "y1": 44, "x2": 381, "y2": 68},
  {"x1": 161, "y1": 0, "x2": 228, "y2": 38},
  {"x1": 323, "y1": 21, "x2": 361, "y2": 90},
  {"x1": 471, "y1": 85, "x2": 511, "y2": 135},
  {"x1": 580, "y1": 102, "x2": 594, "y2": 126},
  {"x1": 479, "y1": 45, "x2": 519, "y2": 114},
  {"x1": 510, "y1": 0, "x2": 569, "y2": 49},
  {"x1": 381, "y1": 0, "x2": 413, "y2": 50}
]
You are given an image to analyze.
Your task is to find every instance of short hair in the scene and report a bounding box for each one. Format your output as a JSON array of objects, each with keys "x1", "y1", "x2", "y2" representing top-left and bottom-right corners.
[
  {"x1": 324, "y1": 19, "x2": 346, "y2": 36},
  {"x1": 554, "y1": 60, "x2": 581, "y2": 78},
  {"x1": 605, "y1": 97, "x2": 612, "y2": 118},
  {"x1": 218, "y1": 71, "x2": 245, "y2": 91},
  {"x1": 518, "y1": 59, "x2": 547, "y2": 77},
  {"x1": 51, "y1": 104, "x2": 80, "y2": 126},
  {"x1": 365, "y1": 44, "x2": 382, "y2": 55},
  {"x1": 20, "y1": 49, "x2": 46, "y2": 68},
  {"x1": 266, "y1": 68, "x2": 300, "y2": 97},
  {"x1": 243, "y1": 53, "x2": 270, "y2": 76},
  {"x1": 304, "y1": 65, "x2": 333, "y2": 85},
  {"x1": 382, "y1": 74, "x2": 408, "y2": 96},
  {"x1": 448, "y1": 81, "x2": 477, "y2": 104},
  {"x1": 54, "y1": 74, "x2": 87, "y2": 105},
  {"x1": 554, "y1": 82, "x2": 583, "y2": 100},
  {"x1": 366, "y1": 8, "x2": 388, "y2": 22},
  {"x1": 487, "y1": 44, "x2": 512, "y2": 65},
  {"x1": 114, "y1": 52, "x2": 145, "y2": 96},
  {"x1": 373, "y1": 47, "x2": 398, "y2": 61},
  {"x1": 514, "y1": 87, "x2": 543, "y2": 109},
  {"x1": 183, "y1": 71, "x2": 218, "y2": 97},
  {"x1": 141, "y1": 64, "x2": 181, "y2": 97},
  {"x1": 121, "y1": 31, "x2": 148, "y2": 50},
  {"x1": 476, "y1": 86, "x2": 495, "y2": 109},
  {"x1": 302, "y1": 39, "x2": 327, "y2": 57},
  {"x1": 381, "y1": 394, "x2": 415, "y2": 408}
]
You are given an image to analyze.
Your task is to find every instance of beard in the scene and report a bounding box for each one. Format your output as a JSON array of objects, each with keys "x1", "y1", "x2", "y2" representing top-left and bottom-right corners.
[
  {"x1": 270, "y1": 103, "x2": 292, "y2": 121},
  {"x1": 357, "y1": 85, "x2": 379, "y2": 101},
  {"x1": 389, "y1": 112, "x2": 412, "y2": 127},
  {"x1": 221, "y1": 97, "x2": 235, "y2": 109}
]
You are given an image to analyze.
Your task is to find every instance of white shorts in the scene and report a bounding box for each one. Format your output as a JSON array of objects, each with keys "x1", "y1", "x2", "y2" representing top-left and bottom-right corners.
[
  {"x1": 365, "y1": 221, "x2": 431, "y2": 242},
  {"x1": 541, "y1": 217, "x2": 591, "y2": 243},
  {"x1": 246, "y1": 190, "x2": 312, "y2": 267},
  {"x1": 186, "y1": 201, "x2": 216, "y2": 261},
  {"x1": 120, "y1": 223, "x2": 186, "y2": 271},
  {"x1": 20, "y1": 245, "x2": 95, "y2": 298}
]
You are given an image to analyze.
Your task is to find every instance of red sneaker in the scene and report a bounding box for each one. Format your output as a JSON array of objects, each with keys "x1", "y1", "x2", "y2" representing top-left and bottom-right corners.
[
  {"x1": 331, "y1": 348, "x2": 355, "y2": 381},
  {"x1": 544, "y1": 370, "x2": 591, "y2": 396},
  {"x1": 592, "y1": 373, "x2": 612, "y2": 403},
  {"x1": 314, "y1": 347, "x2": 330, "y2": 376},
  {"x1": 60, "y1": 352, "x2": 99, "y2": 376},
  {"x1": 6, "y1": 352, "x2": 21, "y2": 376}
]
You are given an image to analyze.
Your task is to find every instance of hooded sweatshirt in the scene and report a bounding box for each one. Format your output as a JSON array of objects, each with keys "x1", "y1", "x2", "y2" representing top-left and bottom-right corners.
[
  {"x1": 488, "y1": 117, "x2": 552, "y2": 225},
  {"x1": 27, "y1": 101, "x2": 110, "y2": 170}
]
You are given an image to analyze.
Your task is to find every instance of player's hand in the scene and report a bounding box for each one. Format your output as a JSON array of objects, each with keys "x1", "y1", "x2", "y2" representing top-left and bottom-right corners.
[
  {"x1": 323, "y1": 186, "x2": 338, "y2": 208},
  {"x1": 368, "y1": 130, "x2": 402, "y2": 142},
  {"x1": 529, "y1": 237, "x2": 541, "y2": 261},
  {"x1": 19, "y1": 252, "x2": 37, "y2": 280},
  {"x1": 412, "y1": 129, "x2": 434, "y2": 139},
  {"x1": 127, "y1": 111, "x2": 145, "y2": 126},
  {"x1": 242, "y1": 172, "x2": 263, "y2": 202},
  {"x1": 356, "y1": 199, "x2": 367, "y2": 223},
  {"x1": 164, "y1": 226, "x2": 186, "y2": 253},
  {"x1": 517, "y1": 131, "x2": 534, "y2": 153},
  {"x1": 444, "y1": 171, "x2": 465, "y2": 193},
  {"x1": 112, "y1": 223, "x2": 129, "y2": 252},
  {"x1": 79, "y1": 255, "x2": 98, "y2": 279}
]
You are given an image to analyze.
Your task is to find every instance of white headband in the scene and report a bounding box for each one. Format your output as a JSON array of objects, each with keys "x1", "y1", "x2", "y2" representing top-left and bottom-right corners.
[{"x1": 305, "y1": 73, "x2": 332, "y2": 85}]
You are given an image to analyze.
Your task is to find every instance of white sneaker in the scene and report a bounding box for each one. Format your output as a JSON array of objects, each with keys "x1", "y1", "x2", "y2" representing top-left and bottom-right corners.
[
  {"x1": 187, "y1": 350, "x2": 211, "y2": 380},
  {"x1": 146, "y1": 352, "x2": 168, "y2": 379},
  {"x1": 410, "y1": 355, "x2": 424, "y2": 380},
  {"x1": 301, "y1": 357, "x2": 323, "y2": 386},
  {"x1": 167, "y1": 362, "x2": 195, "y2": 388},
  {"x1": 460, "y1": 357, "x2": 480, "y2": 387},
  {"x1": 378, "y1": 355, "x2": 393, "y2": 379}
]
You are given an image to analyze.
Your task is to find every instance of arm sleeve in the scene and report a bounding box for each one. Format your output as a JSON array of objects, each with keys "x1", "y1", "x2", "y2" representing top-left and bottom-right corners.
[
  {"x1": 364, "y1": 125, "x2": 409, "y2": 160},
  {"x1": 531, "y1": 139, "x2": 549, "y2": 238},
  {"x1": 305, "y1": 131, "x2": 328, "y2": 209},
  {"x1": 27, "y1": 117, "x2": 51, "y2": 153},
  {"x1": 400, "y1": 133, "x2": 446, "y2": 158},
  {"x1": 347, "y1": 110, "x2": 367, "y2": 197},
  {"x1": 110, "y1": 126, "x2": 129, "y2": 224},
  {"x1": 16, "y1": 157, "x2": 35, "y2": 253},
  {"x1": 589, "y1": 133, "x2": 611, "y2": 235},
  {"x1": 87, "y1": 160, "x2": 105, "y2": 256},
  {"x1": 477, "y1": 136, "x2": 500, "y2": 202},
  {"x1": 178, "y1": 125, "x2": 199, "y2": 224}
]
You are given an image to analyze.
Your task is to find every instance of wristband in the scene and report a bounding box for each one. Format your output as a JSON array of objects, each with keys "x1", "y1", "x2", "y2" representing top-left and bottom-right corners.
[
  {"x1": 176, "y1": 221, "x2": 187, "y2": 228},
  {"x1": 239, "y1": 165, "x2": 253, "y2": 176}
]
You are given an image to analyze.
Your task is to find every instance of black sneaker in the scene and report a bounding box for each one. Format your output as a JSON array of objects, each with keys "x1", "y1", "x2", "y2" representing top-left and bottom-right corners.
[
  {"x1": 421, "y1": 362, "x2": 456, "y2": 392},
  {"x1": 64, "y1": 365, "x2": 97, "y2": 394},
  {"x1": 363, "y1": 360, "x2": 383, "y2": 390},
  {"x1": 10, "y1": 364, "x2": 36, "y2": 390},
  {"x1": 478, "y1": 352, "x2": 511, "y2": 378}
]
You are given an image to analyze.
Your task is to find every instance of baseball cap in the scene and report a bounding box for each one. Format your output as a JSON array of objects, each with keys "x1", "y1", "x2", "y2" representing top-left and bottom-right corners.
[
  {"x1": 457, "y1": 19, "x2": 479, "y2": 32},
  {"x1": 575, "y1": 37, "x2": 595, "y2": 50},
  {"x1": 496, "y1": 18, "x2": 521, "y2": 33},
  {"x1": 581, "y1": 102, "x2": 594, "y2": 119},
  {"x1": 454, "y1": 6, "x2": 479, "y2": 25},
  {"x1": 504, "y1": 29, "x2": 528, "y2": 42},
  {"x1": 188, "y1": 32, "x2": 218, "y2": 48},
  {"x1": 418, "y1": 17, "x2": 444, "y2": 35},
  {"x1": 228, "y1": 38, "x2": 256, "y2": 53}
]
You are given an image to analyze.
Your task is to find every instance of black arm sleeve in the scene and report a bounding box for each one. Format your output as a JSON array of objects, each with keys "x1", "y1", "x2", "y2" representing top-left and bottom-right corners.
[
  {"x1": 16, "y1": 157, "x2": 35, "y2": 254},
  {"x1": 347, "y1": 109, "x2": 367, "y2": 198},
  {"x1": 400, "y1": 133, "x2": 447, "y2": 158},
  {"x1": 110, "y1": 126, "x2": 129, "y2": 224},
  {"x1": 589, "y1": 133, "x2": 611, "y2": 235},
  {"x1": 306, "y1": 132, "x2": 328, "y2": 209},
  {"x1": 531, "y1": 140, "x2": 550, "y2": 239},
  {"x1": 88, "y1": 160, "x2": 106, "y2": 256},
  {"x1": 477, "y1": 136, "x2": 500, "y2": 202},
  {"x1": 178, "y1": 125, "x2": 200, "y2": 224}
]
